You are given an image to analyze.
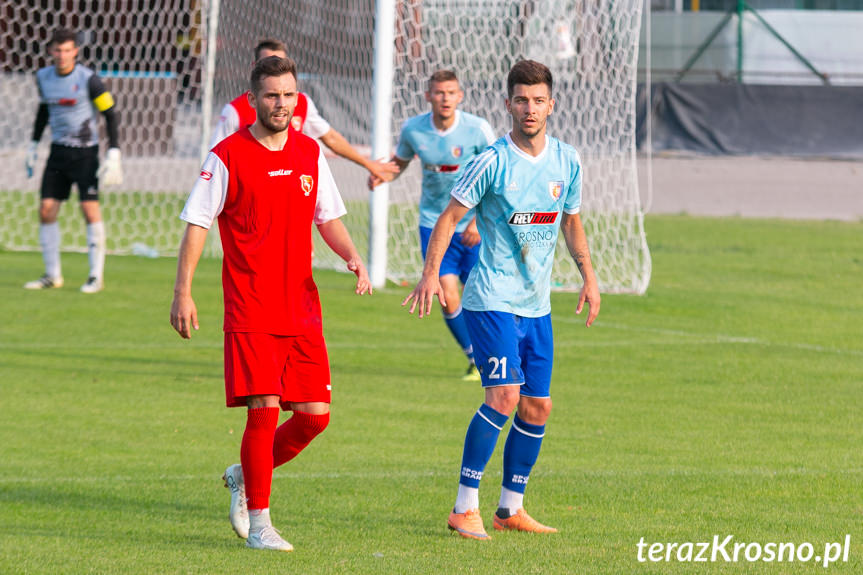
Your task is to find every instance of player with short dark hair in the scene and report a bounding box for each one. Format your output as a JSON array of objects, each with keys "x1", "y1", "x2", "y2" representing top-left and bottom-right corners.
[
  {"x1": 370, "y1": 69, "x2": 495, "y2": 380},
  {"x1": 25, "y1": 28, "x2": 123, "y2": 293},
  {"x1": 404, "y1": 60, "x2": 601, "y2": 539},
  {"x1": 171, "y1": 55, "x2": 372, "y2": 552},
  {"x1": 210, "y1": 38, "x2": 397, "y2": 184}
]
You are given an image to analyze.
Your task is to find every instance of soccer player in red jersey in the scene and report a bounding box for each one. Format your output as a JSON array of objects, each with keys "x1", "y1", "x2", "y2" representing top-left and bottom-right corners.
[
  {"x1": 170, "y1": 56, "x2": 372, "y2": 552},
  {"x1": 211, "y1": 38, "x2": 397, "y2": 184}
]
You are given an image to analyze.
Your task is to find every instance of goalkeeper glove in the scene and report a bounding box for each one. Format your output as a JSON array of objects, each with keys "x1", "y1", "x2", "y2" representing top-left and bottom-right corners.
[
  {"x1": 99, "y1": 147, "x2": 124, "y2": 186},
  {"x1": 25, "y1": 141, "x2": 38, "y2": 178}
]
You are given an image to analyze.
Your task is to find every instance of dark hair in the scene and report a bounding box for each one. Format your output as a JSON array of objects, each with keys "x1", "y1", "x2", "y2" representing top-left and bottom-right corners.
[
  {"x1": 507, "y1": 60, "x2": 552, "y2": 98},
  {"x1": 250, "y1": 56, "x2": 297, "y2": 95},
  {"x1": 254, "y1": 38, "x2": 288, "y2": 61},
  {"x1": 428, "y1": 69, "x2": 458, "y2": 89},
  {"x1": 51, "y1": 28, "x2": 78, "y2": 47}
]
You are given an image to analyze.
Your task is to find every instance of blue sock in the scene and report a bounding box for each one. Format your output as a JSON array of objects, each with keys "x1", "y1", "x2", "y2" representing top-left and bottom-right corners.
[
  {"x1": 501, "y1": 414, "x2": 545, "y2": 494},
  {"x1": 443, "y1": 305, "x2": 474, "y2": 363},
  {"x1": 459, "y1": 404, "x2": 509, "y2": 488}
]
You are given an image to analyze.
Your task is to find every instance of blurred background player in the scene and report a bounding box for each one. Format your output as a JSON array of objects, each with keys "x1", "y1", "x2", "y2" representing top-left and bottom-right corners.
[
  {"x1": 170, "y1": 56, "x2": 372, "y2": 552},
  {"x1": 403, "y1": 60, "x2": 600, "y2": 539},
  {"x1": 211, "y1": 38, "x2": 397, "y2": 184},
  {"x1": 25, "y1": 28, "x2": 123, "y2": 293},
  {"x1": 370, "y1": 70, "x2": 495, "y2": 381}
]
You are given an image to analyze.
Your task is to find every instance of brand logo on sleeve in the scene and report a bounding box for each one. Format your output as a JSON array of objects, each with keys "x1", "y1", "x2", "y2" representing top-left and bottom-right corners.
[
  {"x1": 508, "y1": 212, "x2": 558, "y2": 225},
  {"x1": 199, "y1": 170, "x2": 213, "y2": 180},
  {"x1": 300, "y1": 174, "x2": 314, "y2": 196},
  {"x1": 268, "y1": 169, "x2": 293, "y2": 177}
]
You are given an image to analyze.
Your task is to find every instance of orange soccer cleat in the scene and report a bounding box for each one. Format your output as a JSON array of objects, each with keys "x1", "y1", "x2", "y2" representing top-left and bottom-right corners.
[
  {"x1": 493, "y1": 508, "x2": 558, "y2": 533},
  {"x1": 447, "y1": 508, "x2": 491, "y2": 540}
]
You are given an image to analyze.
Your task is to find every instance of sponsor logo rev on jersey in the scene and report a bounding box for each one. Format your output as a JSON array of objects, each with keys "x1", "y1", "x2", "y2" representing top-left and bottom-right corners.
[{"x1": 509, "y1": 212, "x2": 559, "y2": 225}]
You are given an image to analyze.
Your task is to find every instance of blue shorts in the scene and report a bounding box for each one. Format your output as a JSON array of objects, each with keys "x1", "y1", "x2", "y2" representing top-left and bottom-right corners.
[
  {"x1": 463, "y1": 310, "x2": 554, "y2": 398},
  {"x1": 419, "y1": 226, "x2": 479, "y2": 284}
]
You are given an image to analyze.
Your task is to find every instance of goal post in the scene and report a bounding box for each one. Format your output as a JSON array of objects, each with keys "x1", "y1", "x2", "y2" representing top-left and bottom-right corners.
[{"x1": 369, "y1": 0, "x2": 398, "y2": 288}]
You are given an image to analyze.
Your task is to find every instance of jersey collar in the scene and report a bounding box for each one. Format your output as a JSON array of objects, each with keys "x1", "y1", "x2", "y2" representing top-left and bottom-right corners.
[
  {"x1": 429, "y1": 109, "x2": 461, "y2": 136},
  {"x1": 505, "y1": 132, "x2": 549, "y2": 164}
]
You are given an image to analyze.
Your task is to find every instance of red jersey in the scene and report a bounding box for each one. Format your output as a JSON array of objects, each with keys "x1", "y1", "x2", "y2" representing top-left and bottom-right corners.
[{"x1": 182, "y1": 127, "x2": 347, "y2": 335}]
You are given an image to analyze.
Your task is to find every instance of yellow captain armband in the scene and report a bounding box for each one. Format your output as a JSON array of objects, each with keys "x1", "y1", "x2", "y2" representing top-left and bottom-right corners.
[{"x1": 93, "y1": 91, "x2": 115, "y2": 112}]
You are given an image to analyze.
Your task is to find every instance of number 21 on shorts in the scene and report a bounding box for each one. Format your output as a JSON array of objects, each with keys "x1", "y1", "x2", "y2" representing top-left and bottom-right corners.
[{"x1": 488, "y1": 356, "x2": 508, "y2": 379}]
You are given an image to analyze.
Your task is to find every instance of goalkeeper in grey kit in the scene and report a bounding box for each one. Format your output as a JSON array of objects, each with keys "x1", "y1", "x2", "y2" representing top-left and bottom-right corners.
[{"x1": 25, "y1": 28, "x2": 123, "y2": 294}]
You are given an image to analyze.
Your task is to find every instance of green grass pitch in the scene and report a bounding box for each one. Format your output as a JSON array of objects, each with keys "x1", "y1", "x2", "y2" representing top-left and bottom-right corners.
[{"x1": 1, "y1": 215, "x2": 861, "y2": 574}]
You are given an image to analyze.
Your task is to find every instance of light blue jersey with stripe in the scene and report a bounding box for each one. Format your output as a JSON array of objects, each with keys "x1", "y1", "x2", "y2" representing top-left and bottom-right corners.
[
  {"x1": 451, "y1": 133, "x2": 582, "y2": 317},
  {"x1": 396, "y1": 111, "x2": 495, "y2": 232}
]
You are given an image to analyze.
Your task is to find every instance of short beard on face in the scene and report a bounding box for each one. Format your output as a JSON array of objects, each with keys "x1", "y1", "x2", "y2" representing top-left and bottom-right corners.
[
  {"x1": 259, "y1": 113, "x2": 290, "y2": 133},
  {"x1": 519, "y1": 117, "x2": 545, "y2": 138}
]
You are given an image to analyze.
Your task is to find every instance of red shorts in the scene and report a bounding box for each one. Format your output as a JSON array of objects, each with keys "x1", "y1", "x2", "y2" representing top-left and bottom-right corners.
[{"x1": 224, "y1": 331, "x2": 331, "y2": 409}]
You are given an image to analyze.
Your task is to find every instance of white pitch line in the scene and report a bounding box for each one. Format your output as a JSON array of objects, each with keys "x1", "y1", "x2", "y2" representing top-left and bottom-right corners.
[
  {"x1": 3, "y1": 322, "x2": 860, "y2": 357},
  {"x1": 554, "y1": 319, "x2": 863, "y2": 358}
]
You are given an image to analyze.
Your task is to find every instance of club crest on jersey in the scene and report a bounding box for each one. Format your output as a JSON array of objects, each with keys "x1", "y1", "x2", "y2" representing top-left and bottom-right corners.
[
  {"x1": 549, "y1": 180, "x2": 564, "y2": 200},
  {"x1": 291, "y1": 116, "x2": 303, "y2": 131},
  {"x1": 300, "y1": 174, "x2": 314, "y2": 196},
  {"x1": 451, "y1": 146, "x2": 463, "y2": 158},
  {"x1": 509, "y1": 212, "x2": 559, "y2": 225},
  {"x1": 199, "y1": 170, "x2": 213, "y2": 181}
]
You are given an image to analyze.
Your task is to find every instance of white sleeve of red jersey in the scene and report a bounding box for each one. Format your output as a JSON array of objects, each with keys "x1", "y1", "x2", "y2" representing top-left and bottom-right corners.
[
  {"x1": 180, "y1": 152, "x2": 228, "y2": 229},
  {"x1": 313, "y1": 146, "x2": 347, "y2": 225},
  {"x1": 209, "y1": 102, "x2": 240, "y2": 149},
  {"x1": 301, "y1": 95, "x2": 332, "y2": 140}
]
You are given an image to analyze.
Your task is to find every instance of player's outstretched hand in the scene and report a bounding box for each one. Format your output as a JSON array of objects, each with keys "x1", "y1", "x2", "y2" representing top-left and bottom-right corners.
[
  {"x1": 170, "y1": 292, "x2": 199, "y2": 339},
  {"x1": 575, "y1": 281, "x2": 601, "y2": 327},
  {"x1": 99, "y1": 147, "x2": 123, "y2": 186},
  {"x1": 346, "y1": 258, "x2": 372, "y2": 295},
  {"x1": 367, "y1": 159, "x2": 400, "y2": 190},
  {"x1": 402, "y1": 274, "x2": 445, "y2": 318}
]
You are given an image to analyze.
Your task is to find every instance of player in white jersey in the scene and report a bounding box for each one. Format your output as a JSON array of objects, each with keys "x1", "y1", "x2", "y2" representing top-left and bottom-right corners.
[
  {"x1": 370, "y1": 70, "x2": 495, "y2": 381},
  {"x1": 211, "y1": 39, "x2": 396, "y2": 184},
  {"x1": 24, "y1": 28, "x2": 123, "y2": 294},
  {"x1": 404, "y1": 60, "x2": 600, "y2": 539}
]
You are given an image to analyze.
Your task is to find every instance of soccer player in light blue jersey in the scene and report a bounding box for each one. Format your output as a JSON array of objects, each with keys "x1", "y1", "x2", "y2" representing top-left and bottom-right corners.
[
  {"x1": 404, "y1": 60, "x2": 601, "y2": 539},
  {"x1": 371, "y1": 70, "x2": 495, "y2": 381}
]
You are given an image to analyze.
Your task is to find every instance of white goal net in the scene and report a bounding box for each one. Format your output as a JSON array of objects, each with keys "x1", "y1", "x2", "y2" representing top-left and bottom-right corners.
[
  {"x1": 0, "y1": 1, "x2": 205, "y2": 257},
  {"x1": 2, "y1": 0, "x2": 650, "y2": 293}
]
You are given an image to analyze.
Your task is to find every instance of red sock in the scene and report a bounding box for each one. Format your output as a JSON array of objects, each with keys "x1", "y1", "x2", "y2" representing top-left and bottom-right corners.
[
  {"x1": 273, "y1": 411, "x2": 330, "y2": 468},
  {"x1": 240, "y1": 407, "x2": 279, "y2": 510}
]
